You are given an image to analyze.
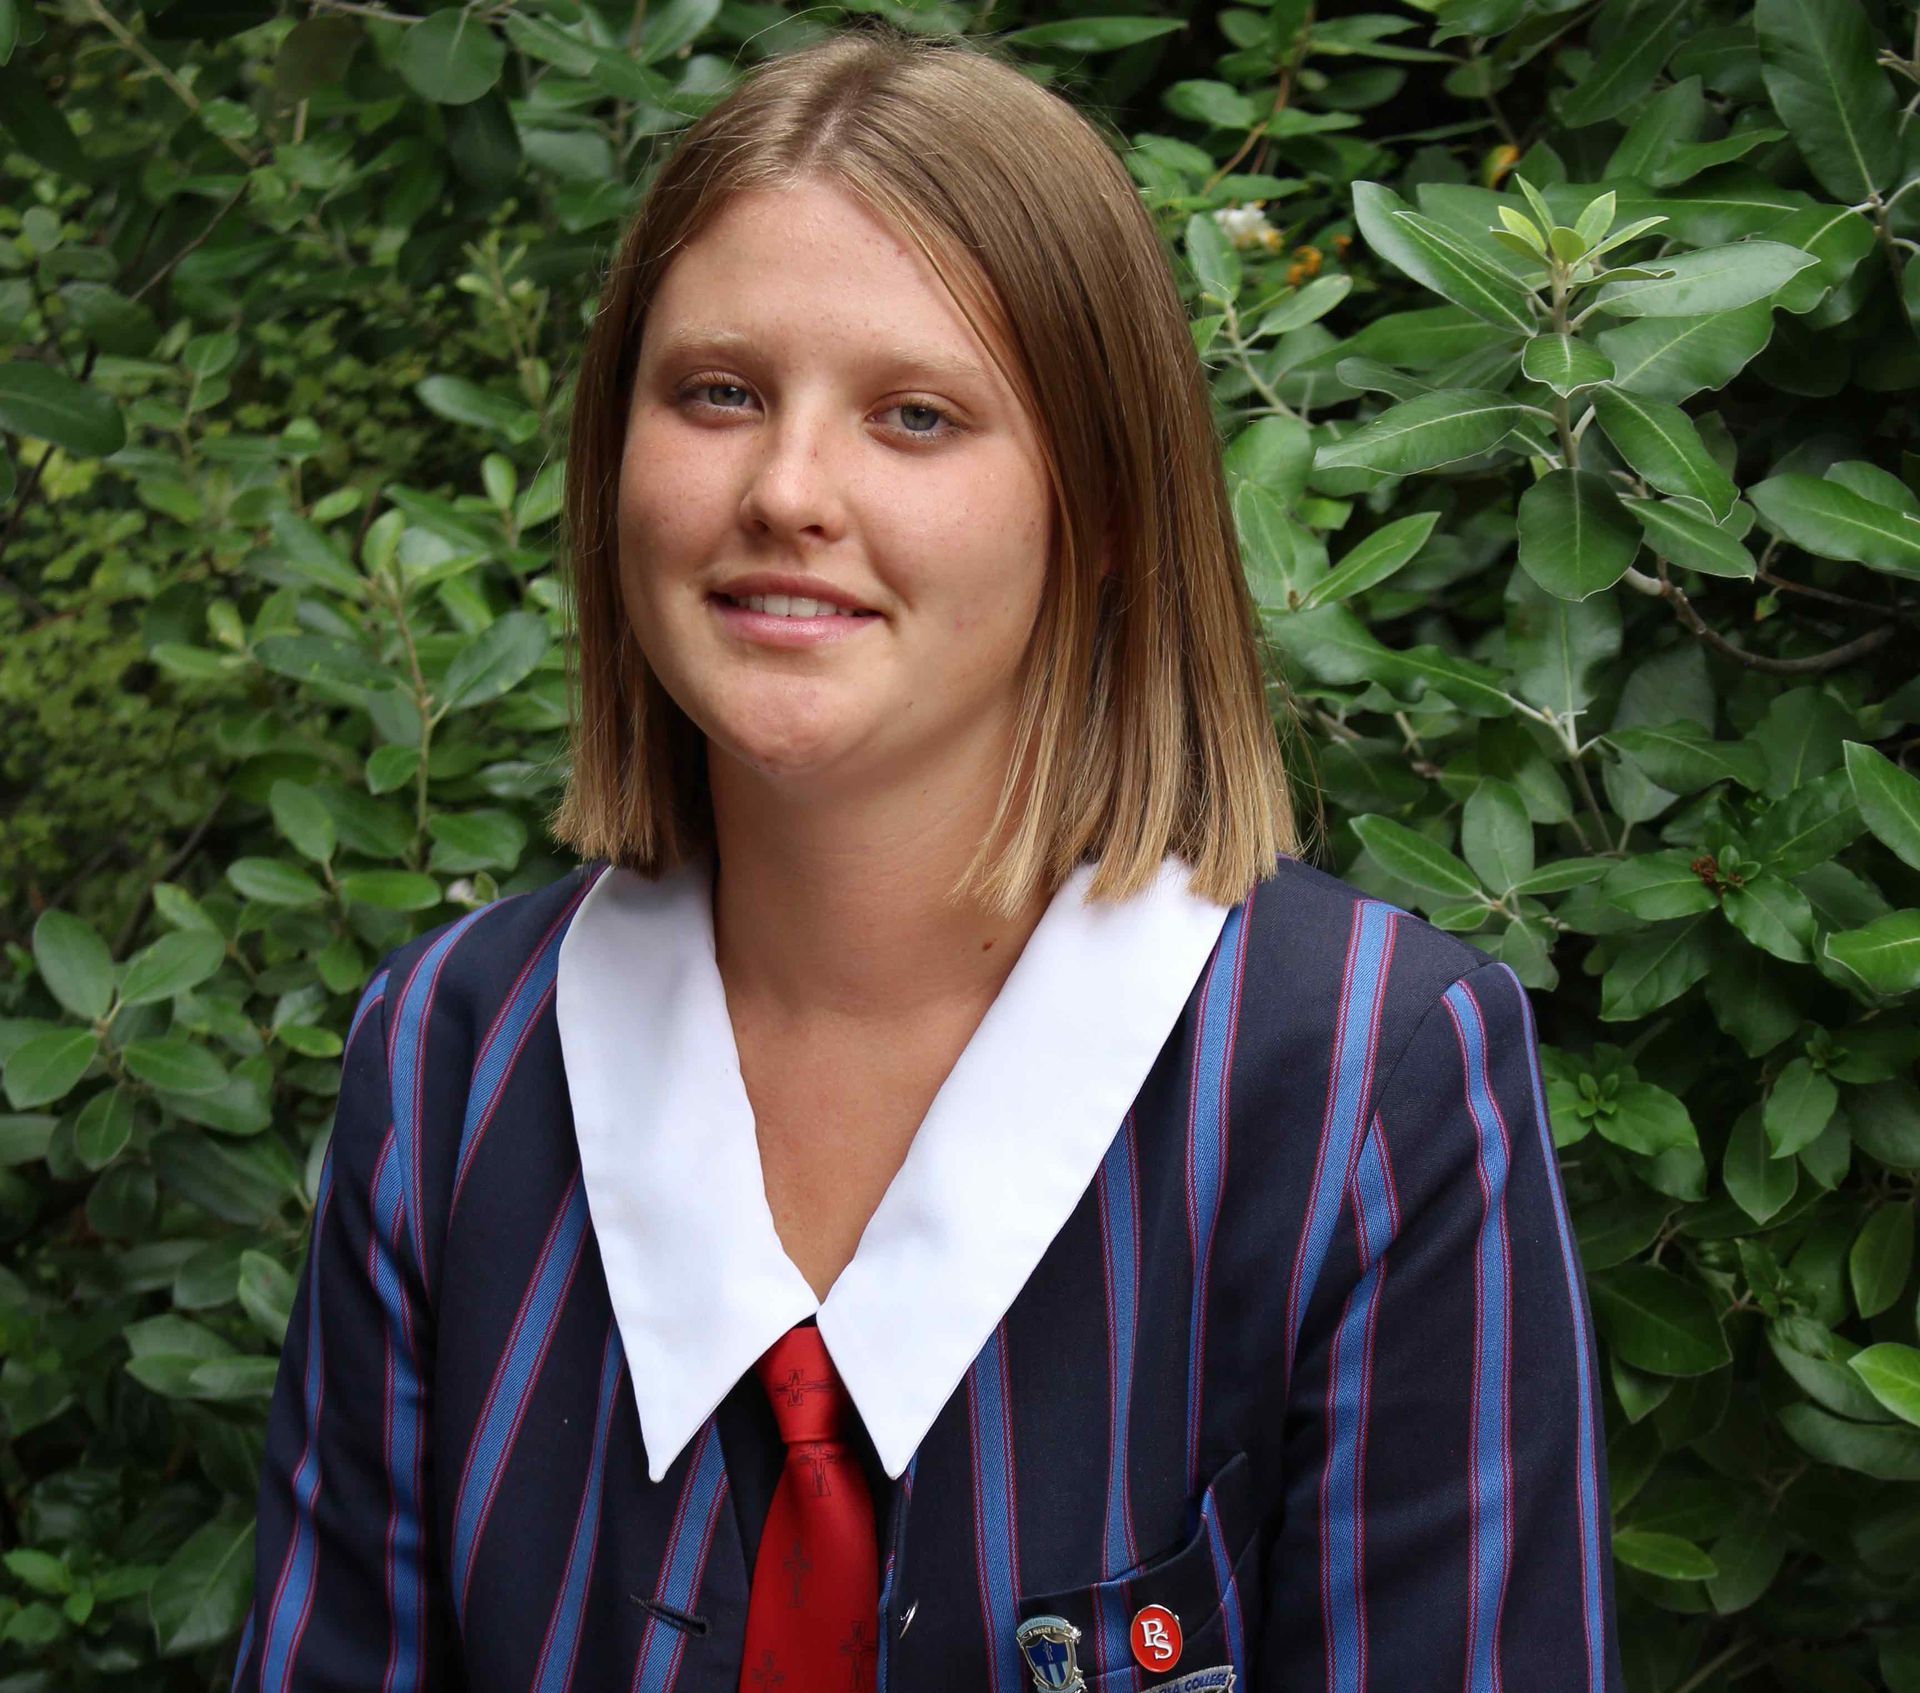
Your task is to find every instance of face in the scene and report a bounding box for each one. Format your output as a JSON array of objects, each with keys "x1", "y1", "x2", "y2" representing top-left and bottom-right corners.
[{"x1": 617, "y1": 179, "x2": 1055, "y2": 800}]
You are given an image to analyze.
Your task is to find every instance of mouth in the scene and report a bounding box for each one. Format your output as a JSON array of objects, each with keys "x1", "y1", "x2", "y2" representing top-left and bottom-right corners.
[
  {"x1": 709, "y1": 590, "x2": 880, "y2": 620},
  {"x1": 706, "y1": 591, "x2": 883, "y2": 648}
]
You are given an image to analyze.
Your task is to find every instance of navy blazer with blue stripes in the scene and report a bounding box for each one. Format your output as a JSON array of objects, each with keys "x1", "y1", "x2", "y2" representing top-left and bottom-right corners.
[{"x1": 230, "y1": 850, "x2": 1626, "y2": 1692}]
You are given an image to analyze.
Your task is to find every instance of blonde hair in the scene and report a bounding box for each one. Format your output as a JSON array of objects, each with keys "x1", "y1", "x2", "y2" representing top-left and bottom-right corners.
[{"x1": 548, "y1": 18, "x2": 1315, "y2": 913}]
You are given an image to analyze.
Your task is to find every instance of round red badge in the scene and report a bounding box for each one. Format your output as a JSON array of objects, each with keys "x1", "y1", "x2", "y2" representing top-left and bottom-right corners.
[{"x1": 1129, "y1": 1604, "x2": 1183, "y2": 1672}]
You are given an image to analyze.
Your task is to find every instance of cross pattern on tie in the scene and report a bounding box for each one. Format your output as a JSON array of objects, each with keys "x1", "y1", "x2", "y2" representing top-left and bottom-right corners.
[{"x1": 737, "y1": 1325, "x2": 880, "y2": 1693}]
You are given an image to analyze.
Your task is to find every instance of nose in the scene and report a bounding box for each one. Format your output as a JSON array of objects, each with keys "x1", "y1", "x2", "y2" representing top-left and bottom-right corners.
[{"x1": 738, "y1": 397, "x2": 850, "y2": 542}]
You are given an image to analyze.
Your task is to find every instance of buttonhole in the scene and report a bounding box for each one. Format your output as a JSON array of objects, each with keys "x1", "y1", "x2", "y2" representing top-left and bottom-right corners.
[{"x1": 631, "y1": 1594, "x2": 710, "y2": 1636}]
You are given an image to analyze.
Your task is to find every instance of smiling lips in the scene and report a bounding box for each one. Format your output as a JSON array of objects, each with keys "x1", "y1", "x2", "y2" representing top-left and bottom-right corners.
[
  {"x1": 708, "y1": 592, "x2": 881, "y2": 647},
  {"x1": 717, "y1": 591, "x2": 875, "y2": 619}
]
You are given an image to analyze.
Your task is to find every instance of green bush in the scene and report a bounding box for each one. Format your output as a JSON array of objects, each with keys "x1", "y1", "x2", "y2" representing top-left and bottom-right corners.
[{"x1": 1, "y1": 1, "x2": 1917, "y2": 1687}]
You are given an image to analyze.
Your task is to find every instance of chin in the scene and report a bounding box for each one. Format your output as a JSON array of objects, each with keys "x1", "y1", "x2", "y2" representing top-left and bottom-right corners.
[{"x1": 712, "y1": 718, "x2": 865, "y2": 782}]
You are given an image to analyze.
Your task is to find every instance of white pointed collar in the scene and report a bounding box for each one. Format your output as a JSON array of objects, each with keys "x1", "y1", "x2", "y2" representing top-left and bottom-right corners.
[{"x1": 554, "y1": 849, "x2": 1233, "y2": 1482}]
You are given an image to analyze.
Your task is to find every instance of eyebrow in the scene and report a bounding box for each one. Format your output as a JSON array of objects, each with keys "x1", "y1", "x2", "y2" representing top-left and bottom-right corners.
[{"x1": 648, "y1": 325, "x2": 993, "y2": 390}]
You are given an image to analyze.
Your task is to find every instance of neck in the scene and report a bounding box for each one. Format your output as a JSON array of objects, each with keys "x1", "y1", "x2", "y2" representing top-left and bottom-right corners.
[{"x1": 704, "y1": 736, "x2": 1056, "y2": 1026}]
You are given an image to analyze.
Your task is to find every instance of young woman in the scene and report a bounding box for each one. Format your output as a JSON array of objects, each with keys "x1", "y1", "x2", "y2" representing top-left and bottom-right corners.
[{"x1": 233, "y1": 22, "x2": 1624, "y2": 1693}]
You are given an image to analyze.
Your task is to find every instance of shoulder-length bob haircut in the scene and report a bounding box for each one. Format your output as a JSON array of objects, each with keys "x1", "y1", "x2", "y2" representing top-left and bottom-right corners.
[{"x1": 548, "y1": 18, "x2": 1315, "y2": 914}]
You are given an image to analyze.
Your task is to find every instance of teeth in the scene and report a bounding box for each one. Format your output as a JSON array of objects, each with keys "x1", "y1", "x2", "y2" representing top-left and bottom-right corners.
[{"x1": 725, "y1": 593, "x2": 862, "y2": 618}]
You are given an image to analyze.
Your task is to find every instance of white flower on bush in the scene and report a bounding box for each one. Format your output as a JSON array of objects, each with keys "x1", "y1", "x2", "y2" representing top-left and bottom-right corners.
[{"x1": 1212, "y1": 204, "x2": 1283, "y2": 253}]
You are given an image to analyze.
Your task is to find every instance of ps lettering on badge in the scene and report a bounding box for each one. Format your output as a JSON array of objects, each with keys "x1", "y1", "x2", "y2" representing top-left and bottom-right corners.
[{"x1": 1130, "y1": 1602, "x2": 1182, "y2": 1672}]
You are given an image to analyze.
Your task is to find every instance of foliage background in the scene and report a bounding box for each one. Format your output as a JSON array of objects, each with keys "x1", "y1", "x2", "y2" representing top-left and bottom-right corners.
[{"x1": 3, "y1": 0, "x2": 1920, "y2": 1687}]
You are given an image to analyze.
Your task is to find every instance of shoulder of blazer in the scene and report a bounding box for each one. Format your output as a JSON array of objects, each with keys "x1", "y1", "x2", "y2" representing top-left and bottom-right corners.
[
  {"x1": 356, "y1": 860, "x2": 606, "y2": 1294},
  {"x1": 376, "y1": 858, "x2": 606, "y2": 1049},
  {"x1": 1238, "y1": 848, "x2": 1511, "y2": 1069}
]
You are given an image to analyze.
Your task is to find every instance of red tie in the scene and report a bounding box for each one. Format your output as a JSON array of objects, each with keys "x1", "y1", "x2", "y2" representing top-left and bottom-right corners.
[{"x1": 736, "y1": 1325, "x2": 880, "y2": 1693}]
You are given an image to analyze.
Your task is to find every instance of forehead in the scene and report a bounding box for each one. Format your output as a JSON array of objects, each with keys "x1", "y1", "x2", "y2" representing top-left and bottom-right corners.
[{"x1": 642, "y1": 182, "x2": 1019, "y2": 391}]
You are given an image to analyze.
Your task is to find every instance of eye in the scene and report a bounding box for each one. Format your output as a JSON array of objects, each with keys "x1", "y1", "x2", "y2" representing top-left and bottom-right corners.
[{"x1": 672, "y1": 375, "x2": 964, "y2": 445}]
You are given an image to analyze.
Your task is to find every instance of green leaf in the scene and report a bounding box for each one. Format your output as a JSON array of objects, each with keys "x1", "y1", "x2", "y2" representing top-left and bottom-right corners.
[
  {"x1": 1724, "y1": 873, "x2": 1816, "y2": 963},
  {"x1": 1521, "y1": 334, "x2": 1614, "y2": 396},
  {"x1": 1506, "y1": 570, "x2": 1621, "y2": 715},
  {"x1": 1612, "y1": 1528, "x2": 1718, "y2": 1581},
  {"x1": 119, "y1": 931, "x2": 226, "y2": 1008},
  {"x1": 1591, "y1": 241, "x2": 1817, "y2": 317},
  {"x1": 1226, "y1": 413, "x2": 1314, "y2": 501},
  {"x1": 1600, "y1": 850, "x2": 1719, "y2": 920},
  {"x1": 1299, "y1": 511, "x2": 1440, "y2": 608},
  {"x1": 267, "y1": 511, "x2": 364, "y2": 598},
  {"x1": 1263, "y1": 602, "x2": 1395, "y2": 687},
  {"x1": 1559, "y1": 0, "x2": 1691, "y2": 125},
  {"x1": 1825, "y1": 910, "x2": 1920, "y2": 996},
  {"x1": 367, "y1": 744, "x2": 422, "y2": 796},
  {"x1": 1349, "y1": 815, "x2": 1482, "y2": 900},
  {"x1": 414, "y1": 375, "x2": 540, "y2": 444},
  {"x1": 151, "y1": 1127, "x2": 296, "y2": 1226},
  {"x1": 1255, "y1": 275, "x2": 1354, "y2": 336},
  {"x1": 1849, "y1": 1079, "x2": 1920, "y2": 1171},
  {"x1": 1185, "y1": 211, "x2": 1241, "y2": 309},
  {"x1": 1620, "y1": 495, "x2": 1757, "y2": 578},
  {"x1": 1517, "y1": 469, "x2": 1641, "y2": 599},
  {"x1": 1460, "y1": 776, "x2": 1533, "y2": 893},
  {"x1": 3, "y1": 1029, "x2": 100, "y2": 1109},
  {"x1": 1725, "y1": 1103, "x2": 1799, "y2": 1222},
  {"x1": 4, "y1": 1550, "x2": 71, "y2": 1597},
  {"x1": 225, "y1": 858, "x2": 326, "y2": 908},
  {"x1": 0, "y1": 1114, "x2": 56, "y2": 1166},
  {"x1": 1600, "y1": 915, "x2": 1714, "y2": 1019},
  {"x1": 0, "y1": 361, "x2": 126, "y2": 456},
  {"x1": 1314, "y1": 389, "x2": 1523, "y2": 475},
  {"x1": 629, "y1": 0, "x2": 723, "y2": 68},
  {"x1": 1334, "y1": 305, "x2": 1513, "y2": 370},
  {"x1": 149, "y1": 1514, "x2": 252, "y2": 1657},
  {"x1": 336, "y1": 870, "x2": 443, "y2": 912},
  {"x1": 1850, "y1": 1205, "x2": 1915, "y2": 1321},
  {"x1": 251, "y1": 635, "x2": 391, "y2": 693},
  {"x1": 1351, "y1": 182, "x2": 1535, "y2": 330},
  {"x1": 1589, "y1": 1262, "x2": 1732, "y2": 1375},
  {"x1": 268, "y1": 779, "x2": 336, "y2": 866},
  {"x1": 1827, "y1": 460, "x2": 1920, "y2": 516},
  {"x1": 1597, "y1": 304, "x2": 1775, "y2": 401},
  {"x1": 1754, "y1": 0, "x2": 1898, "y2": 201},
  {"x1": 1844, "y1": 741, "x2": 1920, "y2": 871},
  {"x1": 396, "y1": 9, "x2": 504, "y2": 105},
  {"x1": 1748, "y1": 474, "x2": 1920, "y2": 577},
  {"x1": 1576, "y1": 192, "x2": 1618, "y2": 248},
  {"x1": 1768, "y1": 1316, "x2": 1890, "y2": 1421},
  {"x1": 1849, "y1": 1343, "x2": 1920, "y2": 1429},
  {"x1": 1002, "y1": 16, "x2": 1188, "y2": 50},
  {"x1": 1392, "y1": 209, "x2": 1540, "y2": 331},
  {"x1": 74, "y1": 1087, "x2": 133, "y2": 1170},
  {"x1": 1750, "y1": 767, "x2": 1865, "y2": 873},
  {"x1": 1590, "y1": 389, "x2": 1739, "y2": 519},
  {"x1": 1764, "y1": 1056, "x2": 1837, "y2": 1158},
  {"x1": 1601, "y1": 1081, "x2": 1698, "y2": 1157},
  {"x1": 1612, "y1": 714, "x2": 1758, "y2": 786},
  {"x1": 427, "y1": 809, "x2": 527, "y2": 874},
  {"x1": 122, "y1": 1037, "x2": 228, "y2": 1096},
  {"x1": 238, "y1": 1250, "x2": 296, "y2": 1344},
  {"x1": 1768, "y1": 204, "x2": 1879, "y2": 314},
  {"x1": 1385, "y1": 646, "x2": 1512, "y2": 715},
  {"x1": 1165, "y1": 79, "x2": 1259, "y2": 130},
  {"x1": 32, "y1": 909, "x2": 113, "y2": 1020},
  {"x1": 438, "y1": 611, "x2": 549, "y2": 714},
  {"x1": 1778, "y1": 1402, "x2": 1920, "y2": 1480}
]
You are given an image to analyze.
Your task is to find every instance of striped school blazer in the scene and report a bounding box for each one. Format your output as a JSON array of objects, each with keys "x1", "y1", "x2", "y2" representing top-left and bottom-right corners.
[{"x1": 230, "y1": 848, "x2": 1625, "y2": 1693}]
